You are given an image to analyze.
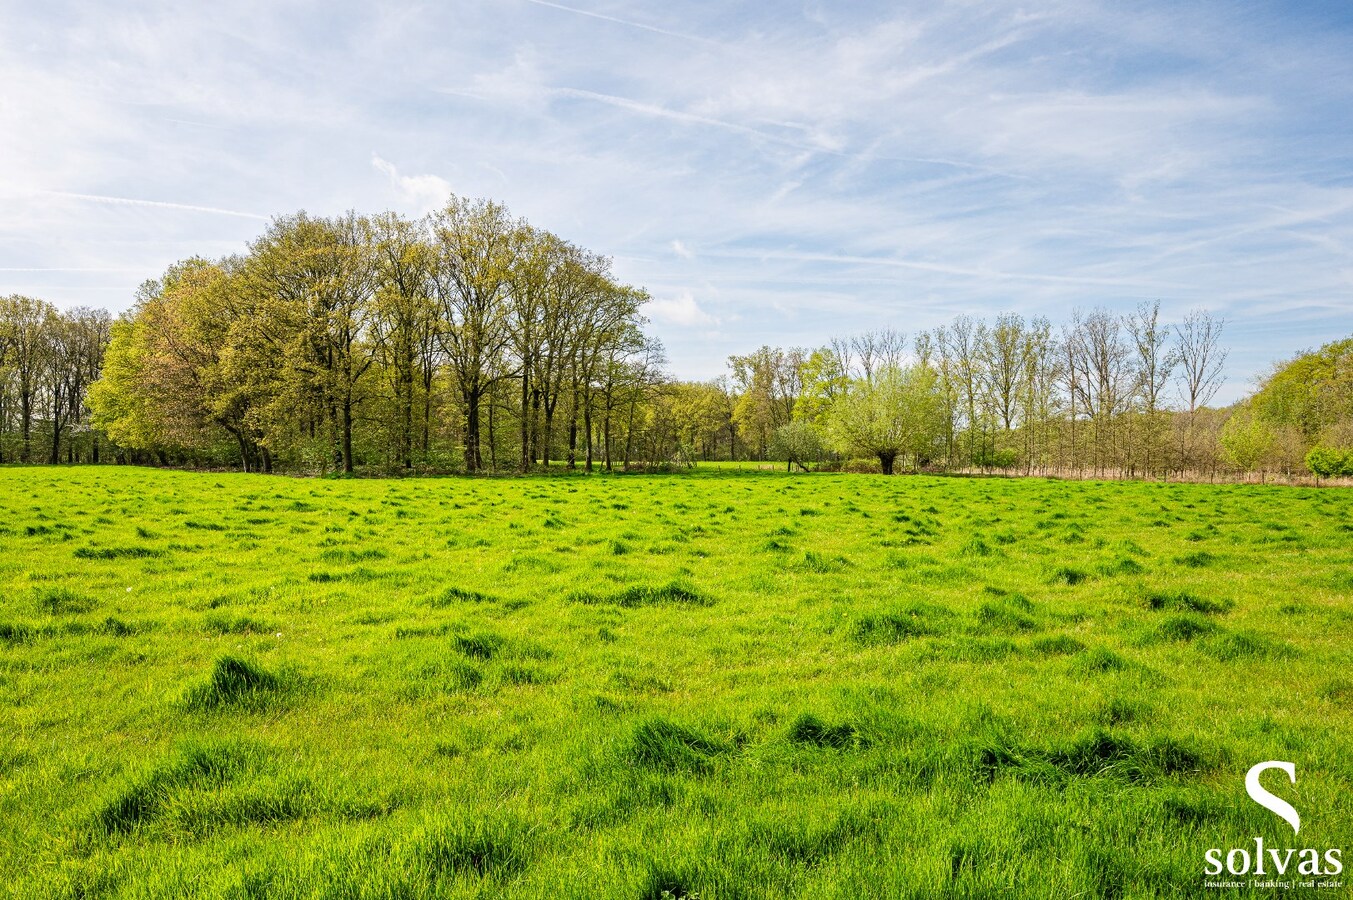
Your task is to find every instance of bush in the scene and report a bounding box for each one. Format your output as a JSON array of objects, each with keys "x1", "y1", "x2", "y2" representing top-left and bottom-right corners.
[
  {"x1": 769, "y1": 422, "x2": 826, "y2": 471},
  {"x1": 1306, "y1": 446, "x2": 1353, "y2": 478},
  {"x1": 973, "y1": 447, "x2": 1019, "y2": 470}
]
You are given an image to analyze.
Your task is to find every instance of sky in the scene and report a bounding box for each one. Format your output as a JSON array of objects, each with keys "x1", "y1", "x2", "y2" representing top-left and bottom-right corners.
[{"x1": 2, "y1": 0, "x2": 1352, "y2": 402}]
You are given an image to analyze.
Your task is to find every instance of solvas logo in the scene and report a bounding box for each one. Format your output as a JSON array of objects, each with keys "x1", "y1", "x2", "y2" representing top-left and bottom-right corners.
[{"x1": 1203, "y1": 761, "x2": 1343, "y2": 889}]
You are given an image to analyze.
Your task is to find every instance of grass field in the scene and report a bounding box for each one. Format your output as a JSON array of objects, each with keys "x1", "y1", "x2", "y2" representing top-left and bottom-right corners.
[{"x1": 1, "y1": 467, "x2": 1350, "y2": 899}]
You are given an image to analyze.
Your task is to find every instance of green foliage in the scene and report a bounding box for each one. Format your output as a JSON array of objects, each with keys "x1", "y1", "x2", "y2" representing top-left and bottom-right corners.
[
  {"x1": 1251, "y1": 337, "x2": 1353, "y2": 442},
  {"x1": 1306, "y1": 445, "x2": 1353, "y2": 478},
  {"x1": 768, "y1": 421, "x2": 825, "y2": 470},
  {"x1": 826, "y1": 364, "x2": 946, "y2": 474}
]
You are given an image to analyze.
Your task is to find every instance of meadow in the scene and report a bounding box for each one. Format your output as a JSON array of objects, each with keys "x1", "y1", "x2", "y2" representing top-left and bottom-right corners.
[{"x1": 1, "y1": 466, "x2": 1350, "y2": 899}]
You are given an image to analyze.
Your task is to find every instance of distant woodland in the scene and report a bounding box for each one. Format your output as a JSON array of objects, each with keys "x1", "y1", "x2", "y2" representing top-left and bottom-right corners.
[{"x1": 1, "y1": 197, "x2": 1350, "y2": 480}]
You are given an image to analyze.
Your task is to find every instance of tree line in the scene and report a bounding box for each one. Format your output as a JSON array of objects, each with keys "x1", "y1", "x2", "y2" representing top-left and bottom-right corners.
[
  {"x1": 2, "y1": 196, "x2": 1350, "y2": 480},
  {"x1": 83, "y1": 199, "x2": 665, "y2": 474},
  {"x1": 0, "y1": 296, "x2": 111, "y2": 465},
  {"x1": 671, "y1": 305, "x2": 1236, "y2": 478}
]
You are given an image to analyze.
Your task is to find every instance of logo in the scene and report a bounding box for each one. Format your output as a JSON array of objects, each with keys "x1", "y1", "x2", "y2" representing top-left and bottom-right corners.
[
  {"x1": 1203, "y1": 761, "x2": 1343, "y2": 891},
  {"x1": 1246, "y1": 761, "x2": 1300, "y2": 835}
]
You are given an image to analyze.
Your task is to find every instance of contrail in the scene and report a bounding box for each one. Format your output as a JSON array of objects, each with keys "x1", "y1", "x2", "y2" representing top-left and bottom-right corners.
[
  {"x1": 0, "y1": 267, "x2": 144, "y2": 273},
  {"x1": 519, "y1": 0, "x2": 721, "y2": 46},
  {"x1": 41, "y1": 191, "x2": 269, "y2": 221}
]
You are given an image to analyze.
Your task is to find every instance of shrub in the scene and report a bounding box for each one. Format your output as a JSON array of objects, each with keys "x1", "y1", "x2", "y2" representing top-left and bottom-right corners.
[{"x1": 1306, "y1": 446, "x2": 1353, "y2": 479}]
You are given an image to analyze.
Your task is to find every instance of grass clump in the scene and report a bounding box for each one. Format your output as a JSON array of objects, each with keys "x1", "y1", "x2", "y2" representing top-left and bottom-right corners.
[
  {"x1": 90, "y1": 738, "x2": 388, "y2": 841},
  {"x1": 413, "y1": 814, "x2": 533, "y2": 879},
  {"x1": 1049, "y1": 566, "x2": 1089, "y2": 586},
  {"x1": 183, "y1": 656, "x2": 293, "y2": 711},
  {"x1": 1142, "y1": 590, "x2": 1233, "y2": 615},
  {"x1": 202, "y1": 613, "x2": 274, "y2": 635},
  {"x1": 1096, "y1": 697, "x2": 1152, "y2": 726},
  {"x1": 628, "y1": 718, "x2": 731, "y2": 774},
  {"x1": 572, "y1": 580, "x2": 712, "y2": 608},
  {"x1": 1073, "y1": 647, "x2": 1129, "y2": 674},
  {"x1": 1098, "y1": 556, "x2": 1145, "y2": 576},
  {"x1": 453, "y1": 631, "x2": 505, "y2": 660},
  {"x1": 978, "y1": 729, "x2": 1206, "y2": 784},
  {"x1": 1030, "y1": 634, "x2": 1085, "y2": 656},
  {"x1": 1153, "y1": 614, "x2": 1217, "y2": 642},
  {"x1": 1201, "y1": 631, "x2": 1296, "y2": 661},
  {"x1": 1046, "y1": 729, "x2": 1205, "y2": 781},
  {"x1": 430, "y1": 586, "x2": 496, "y2": 606},
  {"x1": 851, "y1": 605, "x2": 941, "y2": 644},
  {"x1": 92, "y1": 739, "x2": 260, "y2": 836},
  {"x1": 34, "y1": 586, "x2": 98, "y2": 614},
  {"x1": 73, "y1": 546, "x2": 163, "y2": 560},
  {"x1": 787, "y1": 713, "x2": 861, "y2": 749},
  {"x1": 794, "y1": 551, "x2": 851, "y2": 573},
  {"x1": 974, "y1": 598, "x2": 1039, "y2": 634}
]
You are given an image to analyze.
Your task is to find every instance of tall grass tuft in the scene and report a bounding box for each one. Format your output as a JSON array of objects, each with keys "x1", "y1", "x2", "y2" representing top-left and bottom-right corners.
[{"x1": 183, "y1": 656, "x2": 292, "y2": 711}]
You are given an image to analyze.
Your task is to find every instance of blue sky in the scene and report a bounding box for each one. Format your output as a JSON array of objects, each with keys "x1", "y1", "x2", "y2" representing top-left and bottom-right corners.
[{"x1": 2, "y1": 0, "x2": 1352, "y2": 402}]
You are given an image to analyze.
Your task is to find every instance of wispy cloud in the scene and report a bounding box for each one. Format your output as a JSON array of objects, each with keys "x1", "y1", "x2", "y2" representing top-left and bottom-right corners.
[
  {"x1": 39, "y1": 191, "x2": 269, "y2": 221},
  {"x1": 518, "y1": 0, "x2": 720, "y2": 46}
]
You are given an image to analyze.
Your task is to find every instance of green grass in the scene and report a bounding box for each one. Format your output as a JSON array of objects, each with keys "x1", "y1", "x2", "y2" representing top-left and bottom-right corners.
[{"x1": 1, "y1": 466, "x2": 1350, "y2": 898}]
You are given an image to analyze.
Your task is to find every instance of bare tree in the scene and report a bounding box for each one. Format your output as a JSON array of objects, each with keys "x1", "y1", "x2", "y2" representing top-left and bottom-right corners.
[
  {"x1": 1175, "y1": 310, "x2": 1227, "y2": 414},
  {"x1": 1174, "y1": 309, "x2": 1227, "y2": 472},
  {"x1": 849, "y1": 329, "x2": 906, "y2": 383},
  {"x1": 1127, "y1": 300, "x2": 1179, "y2": 474}
]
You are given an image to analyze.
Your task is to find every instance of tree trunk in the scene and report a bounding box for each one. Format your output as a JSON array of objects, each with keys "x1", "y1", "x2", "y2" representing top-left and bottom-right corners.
[
  {"x1": 878, "y1": 450, "x2": 897, "y2": 476},
  {"x1": 567, "y1": 389, "x2": 578, "y2": 470},
  {"x1": 342, "y1": 395, "x2": 354, "y2": 474},
  {"x1": 603, "y1": 409, "x2": 613, "y2": 472},
  {"x1": 464, "y1": 387, "x2": 482, "y2": 473},
  {"x1": 21, "y1": 391, "x2": 32, "y2": 462},
  {"x1": 401, "y1": 364, "x2": 413, "y2": 469},
  {"x1": 488, "y1": 387, "x2": 497, "y2": 471},
  {"x1": 584, "y1": 401, "x2": 593, "y2": 473},
  {"x1": 520, "y1": 371, "x2": 531, "y2": 473},
  {"x1": 624, "y1": 396, "x2": 637, "y2": 471},
  {"x1": 543, "y1": 398, "x2": 556, "y2": 468}
]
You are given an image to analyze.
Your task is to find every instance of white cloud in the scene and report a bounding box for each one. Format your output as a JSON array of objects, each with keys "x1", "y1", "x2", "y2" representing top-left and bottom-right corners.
[
  {"x1": 371, "y1": 155, "x2": 453, "y2": 214},
  {"x1": 671, "y1": 239, "x2": 694, "y2": 259},
  {"x1": 646, "y1": 291, "x2": 714, "y2": 326}
]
